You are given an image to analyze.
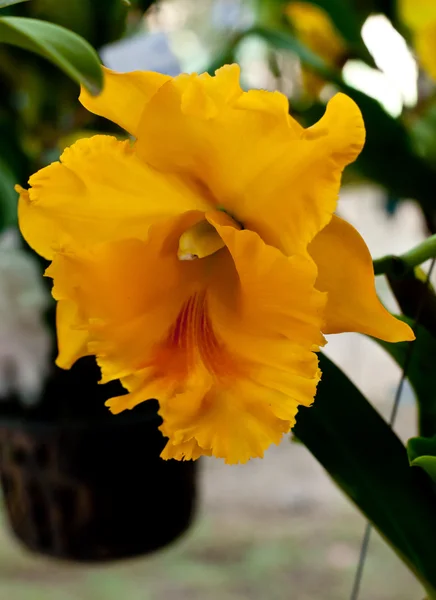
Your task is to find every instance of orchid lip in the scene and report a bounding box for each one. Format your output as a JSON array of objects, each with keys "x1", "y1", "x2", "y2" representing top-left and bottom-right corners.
[{"x1": 177, "y1": 218, "x2": 225, "y2": 261}]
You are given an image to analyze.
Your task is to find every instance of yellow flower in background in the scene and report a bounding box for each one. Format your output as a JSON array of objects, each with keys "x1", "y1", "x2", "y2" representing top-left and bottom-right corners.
[
  {"x1": 17, "y1": 65, "x2": 413, "y2": 464},
  {"x1": 399, "y1": 0, "x2": 436, "y2": 80},
  {"x1": 285, "y1": 1, "x2": 347, "y2": 96}
]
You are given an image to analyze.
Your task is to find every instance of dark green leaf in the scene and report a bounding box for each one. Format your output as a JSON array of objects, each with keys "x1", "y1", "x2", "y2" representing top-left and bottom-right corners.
[
  {"x1": 0, "y1": 16, "x2": 102, "y2": 93},
  {"x1": 0, "y1": 0, "x2": 29, "y2": 8},
  {"x1": 376, "y1": 317, "x2": 436, "y2": 437},
  {"x1": 408, "y1": 436, "x2": 436, "y2": 482},
  {"x1": 294, "y1": 354, "x2": 436, "y2": 595}
]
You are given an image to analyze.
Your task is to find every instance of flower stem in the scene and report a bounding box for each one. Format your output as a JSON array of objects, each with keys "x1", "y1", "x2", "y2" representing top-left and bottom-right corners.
[{"x1": 373, "y1": 234, "x2": 436, "y2": 277}]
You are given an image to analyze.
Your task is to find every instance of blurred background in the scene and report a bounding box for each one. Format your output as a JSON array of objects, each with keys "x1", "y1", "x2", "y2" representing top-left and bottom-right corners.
[{"x1": 0, "y1": 0, "x2": 435, "y2": 597}]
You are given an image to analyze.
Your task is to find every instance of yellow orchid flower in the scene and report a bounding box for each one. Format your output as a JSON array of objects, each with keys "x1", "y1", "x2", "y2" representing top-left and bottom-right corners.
[
  {"x1": 285, "y1": 2, "x2": 347, "y2": 96},
  {"x1": 16, "y1": 64, "x2": 413, "y2": 464},
  {"x1": 399, "y1": 0, "x2": 436, "y2": 80}
]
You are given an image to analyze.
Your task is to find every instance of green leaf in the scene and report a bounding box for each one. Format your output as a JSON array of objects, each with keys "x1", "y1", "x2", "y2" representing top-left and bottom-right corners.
[
  {"x1": 408, "y1": 436, "x2": 436, "y2": 483},
  {"x1": 375, "y1": 316, "x2": 436, "y2": 437},
  {"x1": 294, "y1": 354, "x2": 436, "y2": 596},
  {"x1": 0, "y1": 0, "x2": 29, "y2": 8},
  {"x1": 0, "y1": 16, "x2": 102, "y2": 93},
  {"x1": 0, "y1": 156, "x2": 18, "y2": 230}
]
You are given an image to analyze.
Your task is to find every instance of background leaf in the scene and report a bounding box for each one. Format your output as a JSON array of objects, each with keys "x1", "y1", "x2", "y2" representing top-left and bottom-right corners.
[
  {"x1": 294, "y1": 354, "x2": 436, "y2": 595},
  {"x1": 0, "y1": 16, "x2": 102, "y2": 93}
]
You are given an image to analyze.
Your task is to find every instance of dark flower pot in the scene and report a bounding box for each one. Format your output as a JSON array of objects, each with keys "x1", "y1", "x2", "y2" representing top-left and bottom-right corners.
[{"x1": 0, "y1": 358, "x2": 197, "y2": 562}]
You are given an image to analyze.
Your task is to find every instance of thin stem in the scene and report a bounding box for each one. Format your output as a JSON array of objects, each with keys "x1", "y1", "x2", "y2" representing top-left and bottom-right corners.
[
  {"x1": 349, "y1": 523, "x2": 372, "y2": 600},
  {"x1": 373, "y1": 234, "x2": 436, "y2": 277},
  {"x1": 402, "y1": 235, "x2": 436, "y2": 271}
]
